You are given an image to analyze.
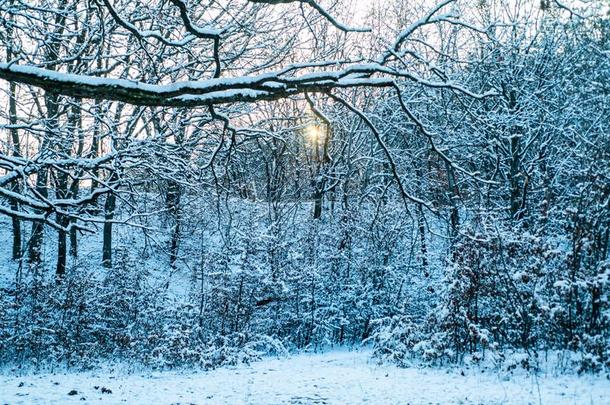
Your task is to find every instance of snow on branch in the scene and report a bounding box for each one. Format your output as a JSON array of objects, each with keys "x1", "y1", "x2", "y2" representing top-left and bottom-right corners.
[{"x1": 0, "y1": 62, "x2": 493, "y2": 107}]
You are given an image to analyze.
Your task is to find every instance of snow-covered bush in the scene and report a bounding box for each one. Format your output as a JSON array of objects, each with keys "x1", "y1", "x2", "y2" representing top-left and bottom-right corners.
[{"x1": 369, "y1": 315, "x2": 421, "y2": 367}]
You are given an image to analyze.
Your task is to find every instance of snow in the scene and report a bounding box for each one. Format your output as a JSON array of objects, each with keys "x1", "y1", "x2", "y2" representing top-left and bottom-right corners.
[
  {"x1": 0, "y1": 62, "x2": 452, "y2": 100},
  {"x1": 1, "y1": 350, "x2": 608, "y2": 404}
]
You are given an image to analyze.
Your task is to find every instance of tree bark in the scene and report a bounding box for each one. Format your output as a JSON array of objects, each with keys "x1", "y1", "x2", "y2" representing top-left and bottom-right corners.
[
  {"x1": 167, "y1": 180, "x2": 181, "y2": 268},
  {"x1": 55, "y1": 171, "x2": 70, "y2": 278},
  {"x1": 102, "y1": 188, "x2": 117, "y2": 268},
  {"x1": 6, "y1": 11, "x2": 22, "y2": 260},
  {"x1": 8, "y1": 81, "x2": 22, "y2": 260}
]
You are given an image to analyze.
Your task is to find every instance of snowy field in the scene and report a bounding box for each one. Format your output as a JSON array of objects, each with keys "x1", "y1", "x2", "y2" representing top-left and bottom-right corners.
[{"x1": 1, "y1": 350, "x2": 608, "y2": 404}]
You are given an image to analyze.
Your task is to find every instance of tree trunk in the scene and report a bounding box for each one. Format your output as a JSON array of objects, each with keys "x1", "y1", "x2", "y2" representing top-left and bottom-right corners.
[
  {"x1": 509, "y1": 134, "x2": 522, "y2": 219},
  {"x1": 417, "y1": 204, "x2": 429, "y2": 273},
  {"x1": 9, "y1": 80, "x2": 22, "y2": 260},
  {"x1": 69, "y1": 101, "x2": 84, "y2": 258},
  {"x1": 445, "y1": 160, "x2": 460, "y2": 241},
  {"x1": 7, "y1": 17, "x2": 22, "y2": 260},
  {"x1": 69, "y1": 227, "x2": 78, "y2": 258},
  {"x1": 102, "y1": 190, "x2": 116, "y2": 268},
  {"x1": 56, "y1": 224, "x2": 68, "y2": 278},
  {"x1": 55, "y1": 171, "x2": 70, "y2": 278},
  {"x1": 313, "y1": 190, "x2": 323, "y2": 219},
  {"x1": 167, "y1": 180, "x2": 181, "y2": 268},
  {"x1": 102, "y1": 172, "x2": 118, "y2": 268}
]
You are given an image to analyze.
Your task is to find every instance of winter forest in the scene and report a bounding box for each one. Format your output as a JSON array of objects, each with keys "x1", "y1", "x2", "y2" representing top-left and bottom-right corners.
[{"x1": 0, "y1": 0, "x2": 609, "y2": 403}]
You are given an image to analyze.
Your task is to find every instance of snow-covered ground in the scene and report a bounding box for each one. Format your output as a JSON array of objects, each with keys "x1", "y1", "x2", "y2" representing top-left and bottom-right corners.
[{"x1": 1, "y1": 350, "x2": 608, "y2": 404}]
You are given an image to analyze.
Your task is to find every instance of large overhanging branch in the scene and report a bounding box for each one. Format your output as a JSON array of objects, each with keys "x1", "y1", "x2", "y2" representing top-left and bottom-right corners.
[
  {"x1": 0, "y1": 62, "x2": 492, "y2": 107},
  {"x1": 0, "y1": 0, "x2": 485, "y2": 108},
  {"x1": 0, "y1": 63, "x2": 382, "y2": 106}
]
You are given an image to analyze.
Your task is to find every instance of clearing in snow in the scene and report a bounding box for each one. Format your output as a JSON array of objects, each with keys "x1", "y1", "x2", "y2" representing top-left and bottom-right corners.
[{"x1": 1, "y1": 350, "x2": 608, "y2": 404}]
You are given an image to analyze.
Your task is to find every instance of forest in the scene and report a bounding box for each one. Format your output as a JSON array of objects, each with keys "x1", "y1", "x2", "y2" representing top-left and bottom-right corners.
[{"x1": 0, "y1": 0, "x2": 608, "y2": 393}]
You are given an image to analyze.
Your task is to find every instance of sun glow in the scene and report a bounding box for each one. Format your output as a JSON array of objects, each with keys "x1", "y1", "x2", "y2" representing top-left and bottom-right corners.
[{"x1": 305, "y1": 124, "x2": 324, "y2": 145}]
